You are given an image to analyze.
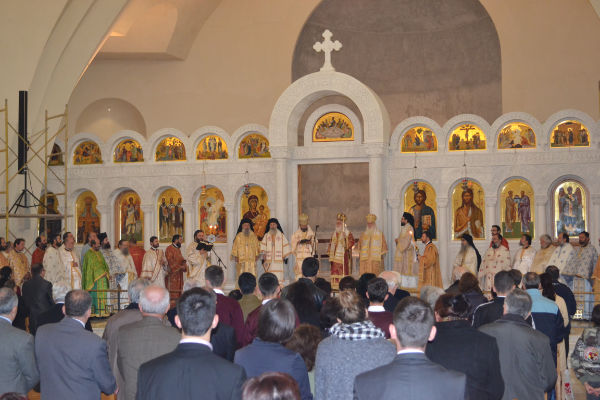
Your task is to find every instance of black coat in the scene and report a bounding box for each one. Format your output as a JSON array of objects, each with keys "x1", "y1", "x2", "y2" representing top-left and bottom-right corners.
[
  {"x1": 21, "y1": 275, "x2": 54, "y2": 334},
  {"x1": 472, "y1": 297, "x2": 505, "y2": 329},
  {"x1": 137, "y1": 343, "x2": 246, "y2": 400},
  {"x1": 383, "y1": 288, "x2": 410, "y2": 313},
  {"x1": 36, "y1": 303, "x2": 93, "y2": 332},
  {"x1": 426, "y1": 320, "x2": 504, "y2": 400}
]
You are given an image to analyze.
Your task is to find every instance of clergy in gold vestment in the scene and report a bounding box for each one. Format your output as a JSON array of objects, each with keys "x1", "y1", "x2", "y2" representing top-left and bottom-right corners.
[
  {"x1": 9, "y1": 239, "x2": 30, "y2": 287},
  {"x1": 531, "y1": 234, "x2": 556, "y2": 274},
  {"x1": 359, "y1": 214, "x2": 388, "y2": 275},
  {"x1": 141, "y1": 236, "x2": 168, "y2": 287},
  {"x1": 512, "y1": 234, "x2": 536, "y2": 275},
  {"x1": 418, "y1": 232, "x2": 442, "y2": 288},
  {"x1": 0, "y1": 237, "x2": 9, "y2": 267},
  {"x1": 187, "y1": 241, "x2": 211, "y2": 285},
  {"x1": 328, "y1": 213, "x2": 355, "y2": 286},
  {"x1": 291, "y1": 213, "x2": 316, "y2": 280},
  {"x1": 231, "y1": 219, "x2": 261, "y2": 278},
  {"x1": 394, "y1": 213, "x2": 417, "y2": 288},
  {"x1": 59, "y1": 234, "x2": 81, "y2": 290},
  {"x1": 260, "y1": 218, "x2": 291, "y2": 282},
  {"x1": 165, "y1": 234, "x2": 187, "y2": 298}
]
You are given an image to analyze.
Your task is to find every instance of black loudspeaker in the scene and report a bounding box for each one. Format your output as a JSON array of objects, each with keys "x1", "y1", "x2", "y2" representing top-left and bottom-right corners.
[{"x1": 18, "y1": 90, "x2": 28, "y2": 174}]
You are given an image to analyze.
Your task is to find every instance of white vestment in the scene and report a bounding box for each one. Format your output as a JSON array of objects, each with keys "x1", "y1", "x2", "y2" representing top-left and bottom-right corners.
[
  {"x1": 452, "y1": 247, "x2": 478, "y2": 282},
  {"x1": 260, "y1": 231, "x2": 291, "y2": 282},
  {"x1": 58, "y1": 245, "x2": 81, "y2": 290},
  {"x1": 512, "y1": 246, "x2": 537, "y2": 275},
  {"x1": 113, "y1": 249, "x2": 138, "y2": 305},
  {"x1": 291, "y1": 226, "x2": 315, "y2": 280},
  {"x1": 141, "y1": 248, "x2": 168, "y2": 287}
]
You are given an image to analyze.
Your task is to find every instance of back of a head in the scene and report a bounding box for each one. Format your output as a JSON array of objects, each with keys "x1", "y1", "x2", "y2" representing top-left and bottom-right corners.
[
  {"x1": 314, "y1": 278, "x2": 331, "y2": 297},
  {"x1": 301, "y1": 257, "x2": 319, "y2": 278},
  {"x1": 493, "y1": 270, "x2": 515, "y2": 295},
  {"x1": 176, "y1": 287, "x2": 216, "y2": 336},
  {"x1": 592, "y1": 304, "x2": 600, "y2": 326},
  {"x1": 242, "y1": 372, "x2": 300, "y2": 400},
  {"x1": 64, "y1": 290, "x2": 92, "y2": 318},
  {"x1": 128, "y1": 278, "x2": 150, "y2": 304},
  {"x1": 0, "y1": 393, "x2": 28, "y2": 400},
  {"x1": 338, "y1": 276, "x2": 356, "y2": 291},
  {"x1": 505, "y1": 289, "x2": 532, "y2": 318},
  {"x1": 229, "y1": 289, "x2": 243, "y2": 300},
  {"x1": 205, "y1": 265, "x2": 225, "y2": 288},
  {"x1": 31, "y1": 263, "x2": 44, "y2": 277},
  {"x1": 367, "y1": 277, "x2": 388, "y2": 303},
  {"x1": 523, "y1": 272, "x2": 540, "y2": 289},
  {"x1": 0, "y1": 287, "x2": 17, "y2": 315},
  {"x1": 393, "y1": 297, "x2": 434, "y2": 348},
  {"x1": 183, "y1": 279, "x2": 201, "y2": 292},
  {"x1": 258, "y1": 273, "x2": 279, "y2": 297},
  {"x1": 379, "y1": 271, "x2": 400, "y2": 291},
  {"x1": 257, "y1": 298, "x2": 296, "y2": 343},
  {"x1": 238, "y1": 272, "x2": 257, "y2": 295},
  {"x1": 337, "y1": 289, "x2": 366, "y2": 324},
  {"x1": 457, "y1": 272, "x2": 480, "y2": 293},
  {"x1": 139, "y1": 285, "x2": 170, "y2": 315},
  {"x1": 545, "y1": 265, "x2": 560, "y2": 281},
  {"x1": 356, "y1": 273, "x2": 376, "y2": 299},
  {"x1": 508, "y1": 269, "x2": 523, "y2": 287},
  {"x1": 52, "y1": 285, "x2": 69, "y2": 303},
  {"x1": 420, "y1": 285, "x2": 444, "y2": 310},
  {"x1": 434, "y1": 294, "x2": 470, "y2": 320},
  {"x1": 285, "y1": 324, "x2": 323, "y2": 372},
  {"x1": 319, "y1": 297, "x2": 342, "y2": 330}
]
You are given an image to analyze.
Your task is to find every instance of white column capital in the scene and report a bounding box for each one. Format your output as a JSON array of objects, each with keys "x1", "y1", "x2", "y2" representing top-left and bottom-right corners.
[
  {"x1": 387, "y1": 198, "x2": 401, "y2": 209},
  {"x1": 365, "y1": 143, "x2": 386, "y2": 157},
  {"x1": 96, "y1": 204, "x2": 109, "y2": 214},
  {"x1": 140, "y1": 204, "x2": 153, "y2": 214},
  {"x1": 485, "y1": 196, "x2": 498, "y2": 207},
  {"x1": 437, "y1": 197, "x2": 449, "y2": 208},
  {"x1": 270, "y1": 146, "x2": 291, "y2": 159},
  {"x1": 535, "y1": 195, "x2": 549, "y2": 206}
]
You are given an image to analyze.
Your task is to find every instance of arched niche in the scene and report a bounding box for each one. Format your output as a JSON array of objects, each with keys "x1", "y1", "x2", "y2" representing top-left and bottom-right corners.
[
  {"x1": 114, "y1": 190, "x2": 144, "y2": 244},
  {"x1": 449, "y1": 178, "x2": 486, "y2": 240},
  {"x1": 239, "y1": 184, "x2": 270, "y2": 241},
  {"x1": 498, "y1": 178, "x2": 535, "y2": 239},
  {"x1": 550, "y1": 177, "x2": 588, "y2": 238},
  {"x1": 198, "y1": 185, "x2": 227, "y2": 242},
  {"x1": 156, "y1": 187, "x2": 184, "y2": 242},
  {"x1": 75, "y1": 98, "x2": 147, "y2": 141},
  {"x1": 72, "y1": 139, "x2": 103, "y2": 165},
  {"x1": 75, "y1": 190, "x2": 101, "y2": 244},
  {"x1": 402, "y1": 180, "x2": 437, "y2": 240}
]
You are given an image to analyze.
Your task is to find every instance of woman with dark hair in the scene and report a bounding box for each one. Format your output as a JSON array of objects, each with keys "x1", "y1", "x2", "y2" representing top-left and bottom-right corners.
[
  {"x1": 235, "y1": 298, "x2": 312, "y2": 400},
  {"x1": 242, "y1": 372, "x2": 301, "y2": 400},
  {"x1": 338, "y1": 276, "x2": 356, "y2": 291},
  {"x1": 457, "y1": 272, "x2": 487, "y2": 321},
  {"x1": 572, "y1": 304, "x2": 600, "y2": 399},
  {"x1": 285, "y1": 280, "x2": 320, "y2": 328},
  {"x1": 319, "y1": 297, "x2": 341, "y2": 337},
  {"x1": 426, "y1": 294, "x2": 504, "y2": 400},
  {"x1": 285, "y1": 324, "x2": 323, "y2": 396},
  {"x1": 314, "y1": 290, "x2": 395, "y2": 400},
  {"x1": 356, "y1": 273, "x2": 376, "y2": 307},
  {"x1": 0, "y1": 266, "x2": 13, "y2": 288}
]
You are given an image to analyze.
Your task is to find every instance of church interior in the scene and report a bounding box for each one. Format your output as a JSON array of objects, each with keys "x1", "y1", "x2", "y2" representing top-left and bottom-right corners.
[{"x1": 3, "y1": 0, "x2": 600, "y2": 398}]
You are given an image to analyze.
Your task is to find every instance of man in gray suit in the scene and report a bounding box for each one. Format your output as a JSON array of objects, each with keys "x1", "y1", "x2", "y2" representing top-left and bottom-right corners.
[
  {"x1": 103, "y1": 278, "x2": 149, "y2": 400},
  {"x1": 0, "y1": 287, "x2": 39, "y2": 395},
  {"x1": 353, "y1": 297, "x2": 466, "y2": 400},
  {"x1": 35, "y1": 289, "x2": 116, "y2": 399},
  {"x1": 116, "y1": 284, "x2": 180, "y2": 400}
]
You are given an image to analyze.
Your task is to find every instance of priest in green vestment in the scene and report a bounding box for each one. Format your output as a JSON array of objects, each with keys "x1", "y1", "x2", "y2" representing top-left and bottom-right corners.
[{"x1": 82, "y1": 239, "x2": 110, "y2": 316}]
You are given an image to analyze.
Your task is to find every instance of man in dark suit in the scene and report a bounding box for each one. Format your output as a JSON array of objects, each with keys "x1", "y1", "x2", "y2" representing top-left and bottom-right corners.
[
  {"x1": 36, "y1": 284, "x2": 93, "y2": 332},
  {"x1": 472, "y1": 270, "x2": 514, "y2": 328},
  {"x1": 205, "y1": 265, "x2": 245, "y2": 347},
  {"x1": 366, "y1": 277, "x2": 393, "y2": 338},
  {"x1": 243, "y1": 272, "x2": 281, "y2": 346},
  {"x1": 0, "y1": 287, "x2": 39, "y2": 394},
  {"x1": 117, "y1": 285, "x2": 180, "y2": 400},
  {"x1": 353, "y1": 297, "x2": 466, "y2": 400},
  {"x1": 546, "y1": 265, "x2": 576, "y2": 361},
  {"x1": 21, "y1": 263, "x2": 54, "y2": 335},
  {"x1": 282, "y1": 257, "x2": 326, "y2": 311},
  {"x1": 479, "y1": 289, "x2": 557, "y2": 400},
  {"x1": 35, "y1": 289, "x2": 116, "y2": 399},
  {"x1": 379, "y1": 270, "x2": 410, "y2": 312},
  {"x1": 136, "y1": 287, "x2": 246, "y2": 399}
]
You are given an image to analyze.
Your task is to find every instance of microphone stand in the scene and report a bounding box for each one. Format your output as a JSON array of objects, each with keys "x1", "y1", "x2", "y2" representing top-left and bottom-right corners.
[{"x1": 210, "y1": 246, "x2": 227, "y2": 269}]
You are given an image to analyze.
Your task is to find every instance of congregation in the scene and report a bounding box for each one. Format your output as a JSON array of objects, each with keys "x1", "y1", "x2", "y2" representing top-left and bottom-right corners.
[{"x1": 1, "y1": 211, "x2": 600, "y2": 400}]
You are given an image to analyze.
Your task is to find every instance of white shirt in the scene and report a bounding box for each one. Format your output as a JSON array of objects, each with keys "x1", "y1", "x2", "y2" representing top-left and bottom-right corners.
[
  {"x1": 0, "y1": 315, "x2": 12, "y2": 324},
  {"x1": 368, "y1": 305, "x2": 386, "y2": 312},
  {"x1": 397, "y1": 349, "x2": 424, "y2": 355},
  {"x1": 213, "y1": 289, "x2": 224, "y2": 295},
  {"x1": 180, "y1": 337, "x2": 213, "y2": 350},
  {"x1": 70, "y1": 317, "x2": 86, "y2": 328},
  {"x1": 262, "y1": 298, "x2": 272, "y2": 305}
]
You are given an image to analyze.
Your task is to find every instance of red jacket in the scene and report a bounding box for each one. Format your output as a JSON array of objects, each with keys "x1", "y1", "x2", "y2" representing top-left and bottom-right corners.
[
  {"x1": 242, "y1": 301, "x2": 300, "y2": 347},
  {"x1": 216, "y1": 293, "x2": 245, "y2": 348}
]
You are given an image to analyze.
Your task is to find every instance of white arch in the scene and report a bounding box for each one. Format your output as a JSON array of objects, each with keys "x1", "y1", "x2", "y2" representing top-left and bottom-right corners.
[
  {"x1": 147, "y1": 128, "x2": 190, "y2": 163},
  {"x1": 490, "y1": 112, "x2": 543, "y2": 150},
  {"x1": 68, "y1": 132, "x2": 106, "y2": 167},
  {"x1": 390, "y1": 117, "x2": 444, "y2": 153},
  {"x1": 542, "y1": 109, "x2": 597, "y2": 149},
  {"x1": 269, "y1": 71, "x2": 390, "y2": 147},
  {"x1": 107, "y1": 130, "x2": 148, "y2": 164},
  {"x1": 302, "y1": 104, "x2": 363, "y2": 146},
  {"x1": 189, "y1": 126, "x2": 232, "y2": 161},
  {"x1": 231, "y1": 123, "x2": 269, "y2": 160},
  {"x1": 442, "y1": 114, "x2": 492, "y2": 153}
]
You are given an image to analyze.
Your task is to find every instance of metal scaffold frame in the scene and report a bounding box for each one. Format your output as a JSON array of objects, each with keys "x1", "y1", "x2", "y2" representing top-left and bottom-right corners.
[{"x1": 0, "y1": 99, "x2": 69, "y2": 255}]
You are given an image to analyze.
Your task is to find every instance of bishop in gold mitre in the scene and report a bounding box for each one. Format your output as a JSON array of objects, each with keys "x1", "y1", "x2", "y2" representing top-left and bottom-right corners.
[{"x1": 359, "y1": 214, "x2": 388, "y2": 275}]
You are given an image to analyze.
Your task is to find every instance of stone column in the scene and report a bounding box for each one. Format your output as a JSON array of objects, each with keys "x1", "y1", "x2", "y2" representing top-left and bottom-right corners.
[
  {"x1": 485, "y1": 196, "x2": 497, "y2": 240},
  {"x1": 224, "y1": 201, "x2": 236, "y2": 287},
  {"x1": 270, "y1": 147, "x2": 290, "y2": 233},
  {"x1": 96, "y1": 204, "x2": 109, "y2": 237},
  {"x1": 437, "y1": 197, "x2": 449, "y2": 286},
  {"x1": 591, "y1": 195, "x2": 600, "y2": 245},
  {"x1": 182, "y1": 202, "x2": 193, "y2": 246},
  {"x1": 141, "y1": 204, "x2": 153, "y2": 250},
  {"x1": 387, "y1": 198, "x2": 401, "y2": 270},
  {"x1": 367, "y1": 145, "x2": 385, "y2": 232},
  {"x1": 535, "y1": 195, "x2": 548, "y2": 239}
]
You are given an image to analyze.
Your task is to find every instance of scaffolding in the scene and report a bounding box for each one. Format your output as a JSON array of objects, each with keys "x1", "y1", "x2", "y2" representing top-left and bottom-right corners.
[{"x1": 0, "y1": 99, "x2": 69, "y2": 255}]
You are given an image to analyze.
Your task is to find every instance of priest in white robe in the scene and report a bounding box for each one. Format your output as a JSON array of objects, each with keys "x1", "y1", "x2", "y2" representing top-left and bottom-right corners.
[
  {"x1": 452, "y1": 234, "x2": 481, "y2": 282},
  {"x1": 42, "y1": 234, "x2": 63, "y2": 285},
  {"x1": 291, "y1": 213, "x2": 316, "y2": 280},
  {"x1": 187, "y1": 230, "x2": 211, "y2": 278},
  {"x1": 140, "y1": 236, "x2": 168, "y2": 287},
  {"x1": 113, "y1": 239, "x2": 138, "y2": 306},
  {"x1": 549, "y1": 232, "x2": 575, "y2": 276},
  {"x1": 260, "y1": 218, "x2": 291, "y2": 282},
  {"x1": 563, "y1": 231, "x2": 597, "y2": 318},
  {"x1": 59, "y1": 233, "x2": 81, "y2": 290},
  {"x1": 187, "y1": 241, "x2": 211, "y2": 286},
  {"x1": 478, "y1": 234, "x2": 511, "y2": 292},
  {"x1": 394, "y1": 213, "x2": 417, "y2": 288},
  {"x1": 531, "y1": 234, "x2": 556, "y2": 274},
  {"x1": 512, "y1": 234, "x2": 537, "y2": 275}
]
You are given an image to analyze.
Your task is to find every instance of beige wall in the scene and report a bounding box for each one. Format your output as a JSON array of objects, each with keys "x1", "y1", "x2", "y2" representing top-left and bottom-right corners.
[
  {"x1": 480, "y1": 0, "x2": 600, "y2": 121},
  {"x1": 69, "y1": 0, "x2": 600, "y2": 142}
]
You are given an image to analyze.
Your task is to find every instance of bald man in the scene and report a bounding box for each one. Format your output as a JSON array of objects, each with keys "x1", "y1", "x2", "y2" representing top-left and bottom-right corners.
[{"x1": 379, "y1": 270, "x2": 410, "y2": 313}]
